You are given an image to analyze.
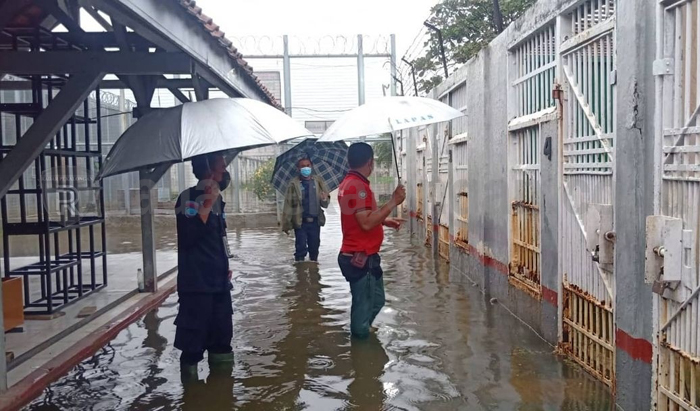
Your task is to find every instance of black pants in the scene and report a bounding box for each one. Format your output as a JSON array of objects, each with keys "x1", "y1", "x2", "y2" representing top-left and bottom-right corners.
[
  {"x1": 294, "y1": 220, "x2": 321, "y2": 261},
  {"x1": 174, "y1": 292, "x2": 233, "y2": 365}
]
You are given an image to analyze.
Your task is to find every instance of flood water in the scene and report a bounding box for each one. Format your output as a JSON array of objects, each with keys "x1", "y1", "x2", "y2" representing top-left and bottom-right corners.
[{"x1": 24, "y1": 209, "x2": 612, "y2": 410}]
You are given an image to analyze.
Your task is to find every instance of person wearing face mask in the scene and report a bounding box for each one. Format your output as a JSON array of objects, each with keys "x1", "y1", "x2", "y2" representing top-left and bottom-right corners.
[
  {"x1": 282, "y1": 157, "x2": 330, "y2": 262},
  {"x1": 174, "y1": 153, "x2": 235, "y2": 380},
  {"x1": 337, "y1": 143, "x2": 405, "y2": 339}
]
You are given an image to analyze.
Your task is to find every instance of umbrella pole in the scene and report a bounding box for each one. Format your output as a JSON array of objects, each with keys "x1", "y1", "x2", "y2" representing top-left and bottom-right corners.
[{"x1": 390, "y1": 130, "x2": 401, "y2": 182}]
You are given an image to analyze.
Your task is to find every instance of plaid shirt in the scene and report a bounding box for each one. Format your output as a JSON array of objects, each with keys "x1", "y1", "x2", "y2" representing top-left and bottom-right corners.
[{"x1": 282, "y1": 176, "x2": 330, "y2": 232}]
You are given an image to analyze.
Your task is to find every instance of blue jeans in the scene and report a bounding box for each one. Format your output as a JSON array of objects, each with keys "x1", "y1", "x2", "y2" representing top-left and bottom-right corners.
[
  {"x1": 338, "y1": 254, "x2": 385, "y2": 338},
  {"x1": 294, "y1": 221, "x2": 321, "y2": 261}
]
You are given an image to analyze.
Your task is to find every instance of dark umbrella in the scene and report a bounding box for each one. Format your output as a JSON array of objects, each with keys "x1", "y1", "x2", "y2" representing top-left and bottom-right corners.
[{"x1": 270, "y1": 139, "x2": 348, "y2": 193}]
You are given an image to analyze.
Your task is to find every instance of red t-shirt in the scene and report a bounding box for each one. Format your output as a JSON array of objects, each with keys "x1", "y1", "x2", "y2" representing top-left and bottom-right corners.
[{"x1": 338, "y1": 171, "x2": 384, "y2": 255}]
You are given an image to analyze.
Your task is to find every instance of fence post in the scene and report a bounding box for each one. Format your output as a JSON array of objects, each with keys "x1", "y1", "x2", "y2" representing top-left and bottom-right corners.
[
  {"x1": 232, "y1": 156, "x2": 241, "y2": 213},
  {"x1": 431, "y1": 124, "x2": 439, "y2": 257}
]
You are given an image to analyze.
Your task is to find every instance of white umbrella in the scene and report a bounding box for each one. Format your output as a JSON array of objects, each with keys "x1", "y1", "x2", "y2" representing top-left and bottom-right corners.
[
  {"x1": 316, "y1": 96, "x2": 464, "y2": 142},
  {"x1": 97, "y1": 98, "x2": 313, "y2": 179}
]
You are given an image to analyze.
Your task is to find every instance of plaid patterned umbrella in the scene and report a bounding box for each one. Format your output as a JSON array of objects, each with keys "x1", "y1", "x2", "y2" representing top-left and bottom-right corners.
[{"x1": 271, "y1": 139, "x2": 349, "y2": 193}]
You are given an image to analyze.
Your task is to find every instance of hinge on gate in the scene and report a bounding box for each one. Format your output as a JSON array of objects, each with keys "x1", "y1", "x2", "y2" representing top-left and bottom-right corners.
[
  {"x1": 653, "y1": 58, "x2": 674, "y2": 76},
  {"x1": 610, "y1": 69, "x2": 617, "y2": 86}
]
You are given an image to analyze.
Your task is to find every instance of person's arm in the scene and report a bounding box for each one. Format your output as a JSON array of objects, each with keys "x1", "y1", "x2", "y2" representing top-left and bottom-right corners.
[
  {"x1": 355, "y1": 200, "x2": 398, "y2": 231},
  {"x1": 281, "y1": 183, "x2": 295, "y2": 233},
  {"x1": 354, "y1": 185, "x2": 406, "y2": 232},
  {"x1": 175, "y1": 194, "x2": 211, "y2": 249},
  {"x1": 319, "y1": 179, "x2": 330, "y2": 209}
]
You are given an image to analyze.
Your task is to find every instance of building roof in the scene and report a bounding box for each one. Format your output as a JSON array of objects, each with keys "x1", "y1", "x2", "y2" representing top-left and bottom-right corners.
[
  {"x1": 0, "y1": 0, "x2": 281, "y2": 109},
  {"x1": 177, "y1": 0, "x2": 281, "y2": 109}
]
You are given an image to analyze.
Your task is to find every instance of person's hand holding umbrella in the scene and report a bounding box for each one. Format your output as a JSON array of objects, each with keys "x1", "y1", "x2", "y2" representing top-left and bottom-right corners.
[{"x1": 383, "y1": 185, "x2": 406, "y2": 230}]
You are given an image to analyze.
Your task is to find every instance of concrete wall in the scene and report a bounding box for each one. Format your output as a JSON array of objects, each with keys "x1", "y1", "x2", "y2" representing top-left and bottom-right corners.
[
  {"x1": 613, "y1": 0, "x2": 656, "y2": 409},
  {"x1": 401, "y1": 0, "x2": 658, "y2": 409}
]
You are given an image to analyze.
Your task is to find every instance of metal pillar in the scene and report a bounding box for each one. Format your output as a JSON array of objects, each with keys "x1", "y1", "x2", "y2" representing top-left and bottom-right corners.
[
  {"x1": 232, "y1": 156, "x2": 241, "y2": 213},
  {"x1": 407, "y1": 128, "x2": 417, "y2": 236},
  {"x1": 138, "y1": 164, "x2": 169, "y2": 292},
  {"x1": 119, "y1": 88, "x2": 131, "y2": 214},
  {"x1": 357, "y1": 34, "x2": 365, "y2": 106},
  {"x1": 390, "y1": 34, "x2": 397, "y2": 96},
  {"x1": 275, "y1": 145, "x2": 283, "y2": 225},
  {"x1": 430, "y1": 124, "x2": 439, "y2": 257},
  {"x1": 177, "y1": 163, "x2": 186, "y2": 193},
  {"x1": 283, "y1": 35, "x2": 292, "y2": 116}
]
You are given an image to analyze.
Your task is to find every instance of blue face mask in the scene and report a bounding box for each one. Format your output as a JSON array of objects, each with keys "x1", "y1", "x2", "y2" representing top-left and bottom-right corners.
[{"x1": 300, "y1": 167, "x2": 312, "y2": 178}]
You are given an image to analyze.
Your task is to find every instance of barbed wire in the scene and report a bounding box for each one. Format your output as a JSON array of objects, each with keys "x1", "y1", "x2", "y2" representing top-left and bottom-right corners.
[
  {"x1": 230, "y1": 34, "x2": 392, "y2": 57},
  {"x1": 89, "y1": 90, "x2": 136, "y2": 111}
]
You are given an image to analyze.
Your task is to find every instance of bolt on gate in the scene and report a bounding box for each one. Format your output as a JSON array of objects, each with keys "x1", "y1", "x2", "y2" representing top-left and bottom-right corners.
[
  {"x1": 648, "y1": 0, "x2": 700, "y2": 409},
  {"x1": 558, "y1": 0, "x2": 617, "y2": 388}
]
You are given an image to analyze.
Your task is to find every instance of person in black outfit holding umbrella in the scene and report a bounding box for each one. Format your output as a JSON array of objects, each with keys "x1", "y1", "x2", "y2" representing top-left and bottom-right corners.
[{"x1": 174, "y1": 153, "x2": 234, "y2": 380}]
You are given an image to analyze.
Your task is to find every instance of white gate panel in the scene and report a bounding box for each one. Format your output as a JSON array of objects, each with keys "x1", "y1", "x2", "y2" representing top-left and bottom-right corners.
[
  {"x1": 652, "y1": 1, "x2": 700, "y2": 409},
  {"x1": 559, "y1": 0, "x2": 616, "y2": 387}
]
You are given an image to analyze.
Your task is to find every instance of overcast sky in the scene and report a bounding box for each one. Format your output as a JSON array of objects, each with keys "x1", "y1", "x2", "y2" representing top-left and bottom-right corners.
[{"x1": 191, "y1": 0, "x2": 439, "y2": 58}]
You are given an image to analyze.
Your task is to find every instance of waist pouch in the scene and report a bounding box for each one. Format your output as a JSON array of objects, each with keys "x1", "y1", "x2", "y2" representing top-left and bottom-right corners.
[{"x1": 338, "y1": 253, "x2": 383, "y2": 283}]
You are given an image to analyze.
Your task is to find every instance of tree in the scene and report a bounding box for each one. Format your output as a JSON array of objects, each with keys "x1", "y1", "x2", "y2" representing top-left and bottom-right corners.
[
  {"x1": 412, "y1": 0, "x2": 536, "y2": 93},
  {"x1": 373, "y1": 138, "x2": 394, "y2": 169},
  {"x1": 249, "y1": 158, "x2": 276, "y2": 201}
]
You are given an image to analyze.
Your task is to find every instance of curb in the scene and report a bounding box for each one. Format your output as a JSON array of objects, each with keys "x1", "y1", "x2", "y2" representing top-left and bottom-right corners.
[{"x1": 0, "y1": 281, "x2": 177, "y2": 411}]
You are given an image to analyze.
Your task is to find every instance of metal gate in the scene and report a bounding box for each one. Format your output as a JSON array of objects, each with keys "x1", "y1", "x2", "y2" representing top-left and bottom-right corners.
[
  {"x1": 559, "y1": 0, "x2": 617, "y2": 387},
  {"x1": 649, "y1": 1, "x2": 700, "y2": 409},
  {"x1": 508, "y1": 22, "x2": 557, "y2": 295},
  {"x1": 509, "y1": 125, "x2": 542, "y2": 295}
]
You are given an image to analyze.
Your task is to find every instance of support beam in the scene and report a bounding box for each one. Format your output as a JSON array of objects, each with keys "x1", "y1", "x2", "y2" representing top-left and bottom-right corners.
[
  {"x1": 0, "y1": 51, "x2": 191, "y2": 75},
  {"x1": 0, "y1": 79, "x2": 198, "y2": 91},
  {"x1": 78, "y1": 0, "x2": 114, "y2": 31},
  {"x1": 0, "y1": 70, "x2": 104, "y2": 199},
  {"x1": 138, "y1": 164, "x2": 170, "y2": 293},
  {"x1": 192, "y1": 73, "x2": 209, "y2": 102},
  {"x1": 35, "y1": 0, "x2": 86, "y2": 37},
  {"x1": 85, "y1": 0, "x2": 177, "y2": 52},
  {"x1": 88, "y1": 0, "x2": 271, "y2": 103},
  {"x1": 168, "y1": 85, "x2": 191, "y2": 104}
]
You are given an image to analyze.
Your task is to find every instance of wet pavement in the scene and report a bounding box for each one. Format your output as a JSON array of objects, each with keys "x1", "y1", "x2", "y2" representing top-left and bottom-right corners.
[{"x1": 24, "y1": 213, "x2": 612, "y2": 411}]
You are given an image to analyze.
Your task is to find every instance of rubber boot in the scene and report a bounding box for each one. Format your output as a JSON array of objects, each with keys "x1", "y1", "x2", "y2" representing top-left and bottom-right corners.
[
  {"x1": 180, "y1": 363, "x2": 199, "y2": 384},
  {"x1": 208, "y1": 352, "x2": 234, "y2": 365}
]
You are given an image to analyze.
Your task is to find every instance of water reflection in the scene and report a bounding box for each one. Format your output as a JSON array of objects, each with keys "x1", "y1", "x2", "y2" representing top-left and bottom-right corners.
[{"x1": 26, "y1": 219, "x2": 612, "y2": 411}]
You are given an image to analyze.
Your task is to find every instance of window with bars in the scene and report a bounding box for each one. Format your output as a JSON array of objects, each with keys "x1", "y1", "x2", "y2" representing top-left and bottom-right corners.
[
  {"x1": 512, "y1": 24, "x2": 557, "y2": 118},
  {"x1": 571, "y1": 0, "x2": 615, "y2": 36}
]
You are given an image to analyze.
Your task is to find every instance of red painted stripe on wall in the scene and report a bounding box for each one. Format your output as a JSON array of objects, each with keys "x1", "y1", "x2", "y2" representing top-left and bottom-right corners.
[
  {"x1": 615, "y1": 328, "x2": 653, "y2": 364},
  {"x1": 464, "y1": 244, "x2": 509, "y2": 275},
  {"x1": 542, "y1": 286, "x2": 558, "y2": 307}
]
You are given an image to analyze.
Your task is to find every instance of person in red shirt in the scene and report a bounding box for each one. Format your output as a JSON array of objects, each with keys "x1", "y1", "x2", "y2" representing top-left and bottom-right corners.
[{"x1": 337, "y1": 142, "x2": 406, "y2": 338}]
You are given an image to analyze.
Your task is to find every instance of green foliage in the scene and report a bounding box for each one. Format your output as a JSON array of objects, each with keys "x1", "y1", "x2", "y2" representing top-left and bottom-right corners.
[
  {"x1": 414, "y1": 0, "x2": 536, "y2": 93},
  {"x1": 250, "y1": 159, "x2": 276, "y2": 201},
  {"x1": 373, "y1": 138, "x2": 394, "y2": 169}
]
